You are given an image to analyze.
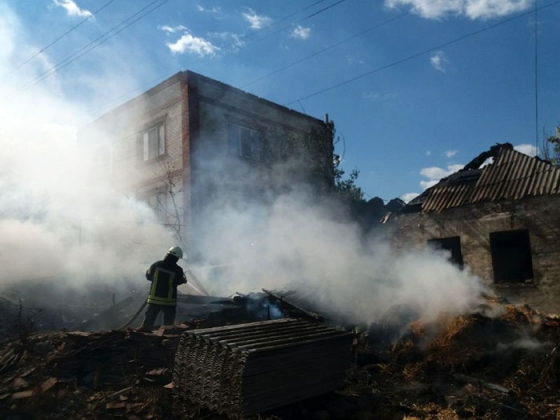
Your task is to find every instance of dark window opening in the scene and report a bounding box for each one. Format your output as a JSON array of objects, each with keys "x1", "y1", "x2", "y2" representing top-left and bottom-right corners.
[
  {"x1": 490, "y1": 229, "x2": 533, "y2": 284},
  {"x1": 428, "y1": 236, "x2": 464, "y2": 269},
  {"x1": 228, "y1": 123, "x2": 262, "y2": 161}
]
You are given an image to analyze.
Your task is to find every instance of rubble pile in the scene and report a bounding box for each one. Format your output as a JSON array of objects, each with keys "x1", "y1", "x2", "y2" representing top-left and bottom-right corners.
[
  {"x1": 351, "y1": 303, "x2": 560, "y2": 419},
  {"x1": 0, "y1": 328, "x2": 184, "y2": 419},
  {"x1": 173, "y1": 318, "x2": 353, "y2": 417},
  {"x1": 0, "y1": 299, "x2": 559, "y2": 419}
]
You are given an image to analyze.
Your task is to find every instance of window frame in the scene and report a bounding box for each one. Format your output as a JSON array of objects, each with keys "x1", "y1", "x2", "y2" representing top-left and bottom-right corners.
[
  {"x1": 138, "y1": 121, "x2": 166, "y2": 163},
  {"x1": 139, "y1": 186, "x2": 168, "y2": 221},
  {"x1": 227, "y1": 122, "x2": 263, "y2": 161}
]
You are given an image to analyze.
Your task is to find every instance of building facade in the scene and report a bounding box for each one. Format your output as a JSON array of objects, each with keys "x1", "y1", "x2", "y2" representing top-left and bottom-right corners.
[
  {"x1": 387, "y1": 143, "x2": 560, "y2": 313},
  {"x1": 79, "y1": 70, "x2": 334, "y2": 256}
]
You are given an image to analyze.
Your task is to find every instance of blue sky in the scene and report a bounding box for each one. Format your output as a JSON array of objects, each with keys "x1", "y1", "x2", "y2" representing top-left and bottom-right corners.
[{"x1": 3, "y1": 0, "x2": 560, "y2": 202}]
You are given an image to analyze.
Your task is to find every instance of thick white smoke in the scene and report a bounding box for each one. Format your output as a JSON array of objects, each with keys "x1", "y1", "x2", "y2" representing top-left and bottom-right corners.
[
  {"x1": 192, "y1": 182, "x2": 490, "y2": 327},
  {"x1": 0, "y1": 5, "x2": 176, "y2": 302},
  {"x1": 0, "y1": 3, "x2": 490, "y2": 330}
]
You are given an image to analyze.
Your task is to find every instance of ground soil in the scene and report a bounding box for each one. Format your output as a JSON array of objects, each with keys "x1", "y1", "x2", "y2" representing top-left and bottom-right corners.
[{"x1": 0, "y1": 302, "x2": 559, "y2": 419}]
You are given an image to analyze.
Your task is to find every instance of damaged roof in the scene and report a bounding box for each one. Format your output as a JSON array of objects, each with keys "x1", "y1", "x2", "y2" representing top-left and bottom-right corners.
[{"x1": 404, "y1": 143, "x2": 560, "y2": 213}]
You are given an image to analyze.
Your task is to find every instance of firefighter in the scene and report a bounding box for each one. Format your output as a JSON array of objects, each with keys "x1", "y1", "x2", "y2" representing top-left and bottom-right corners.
[{"x1": 139, "y1": 246, "x2": 187, "y2": 330}]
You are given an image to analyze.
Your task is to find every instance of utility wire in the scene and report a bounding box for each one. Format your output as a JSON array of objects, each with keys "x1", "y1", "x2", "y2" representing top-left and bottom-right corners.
[
  {"x1": 19, "y1": 0, "x2": 169, "y2": 92},
  {"x1": 534, "y1": 0, "x2": 539, "y2": 150},
  {"x1": 245, "y1": 0, "x2": 350, "y2": 46},
  {"x1": 4, "y1": 0, "x2": 117, "y2": 78},
  {"x1": 91, "y1": 0, "x2": 349, "y2": 116},
  {"x1": 285, "y1": 0, "x2": 560, "y2": 106},
  {"x1": 97, "y1": 0, "x2": 430, "y2": 112},
  {"x1": 239, "y1": 0, "x2": 330, "y2": 42},
  {"x1": 103, "y1": 0, "x2": 560, "y2": 168},
  {"x1": 304, "y1": 0, "x2": 347, "y2": 19},
  {"x1": 241, "y1": 8, "x2": 414, "y2": 89}
]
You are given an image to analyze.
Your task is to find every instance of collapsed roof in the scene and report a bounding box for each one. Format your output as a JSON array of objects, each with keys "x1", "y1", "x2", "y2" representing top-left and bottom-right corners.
[{"x1": 403, "y1": 143, "x2": 560, "y2": 213}]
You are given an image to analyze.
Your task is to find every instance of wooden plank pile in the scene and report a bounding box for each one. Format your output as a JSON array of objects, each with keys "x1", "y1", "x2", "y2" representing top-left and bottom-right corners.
[{"x1": 173, "y1": 318, "x2": 354, "y2": 417}]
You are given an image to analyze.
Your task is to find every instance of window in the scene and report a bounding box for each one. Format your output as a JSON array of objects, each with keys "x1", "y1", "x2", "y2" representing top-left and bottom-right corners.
[
  {"x1": 140, "y1": 123, "x2": 165, "y2": 161},
  {"x1": 490, "y1": 229, "x2": 534, "y2": 284},
  {"x1": 428, "y1": 236, "x2": 464, "y2": 269},
  {"x1": 228, "y1": 123, "x2": 262, "y2": 161},
  {"x1": 145, "y1": 188, "x2": 168, "y2": 221}
]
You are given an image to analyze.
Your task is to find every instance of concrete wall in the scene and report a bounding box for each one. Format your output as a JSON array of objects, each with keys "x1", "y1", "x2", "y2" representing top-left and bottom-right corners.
[{"x1": 387, "y1": 195, "x2": 560, "y2": 313}]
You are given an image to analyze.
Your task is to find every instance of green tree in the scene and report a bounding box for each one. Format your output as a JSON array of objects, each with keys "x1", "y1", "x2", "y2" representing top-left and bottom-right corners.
[
  {"x1": 333, "y1": 164, "x2": 365, "y2": 202},
  {"x1": 540, "y1": 126, "x2": 560, "y2": 165},
  {"x1": 331, "y1": 125, "x2": 365, "y2": 203}
]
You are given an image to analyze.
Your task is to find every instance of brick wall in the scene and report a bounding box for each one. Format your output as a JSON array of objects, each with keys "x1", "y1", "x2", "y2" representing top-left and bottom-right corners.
[
  {"x1": 387, "y1": 195, "x2": 560, "y2": 313},
  {"x1": 80, "y1": 70, "x2": 334, "y2": 256},
  {"x1": 79, "y1": 76, "x2": 187, "y2": 237}
]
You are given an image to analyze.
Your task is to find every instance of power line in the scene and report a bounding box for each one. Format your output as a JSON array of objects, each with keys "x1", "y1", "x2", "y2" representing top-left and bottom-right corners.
[
  {"x1": 304, "y1": 0, "x2": 347, "y2": 19},
  {"x1": 4, "y1": 0, "x2": 118, "y2": 78},
  {"x1": 241, "y1": 8, "x2": 414, "y2": 89},
  {"x1": 285, "y1": 0, "x2": 560, "y2": 106},
  {"x1": 19, "y1": 0, "x2": 169, "y2": 92},
  {"x1": 534, "y1": 0, "x2": 539, "y2": 150},
  {"x1": 91, "y1": 0, "x2": 350, "y2": 116},
  {"x1": 245, "y1": 0, "x2": 350, "y2": 46},
  {"x1": 93, "y1": 1, "x2": 559, "y2": 168},
  {"x1": 239, "y1": 0, "x2": 330, "y2": 42}
]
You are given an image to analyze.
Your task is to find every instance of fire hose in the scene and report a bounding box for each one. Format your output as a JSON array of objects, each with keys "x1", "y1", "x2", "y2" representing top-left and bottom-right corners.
[
  {"x1": 118, "y1": 261, "x2": 208, "y2": 330},
  {"x1": 118, "y1": 298, "x2": 148, "y2": 330}
]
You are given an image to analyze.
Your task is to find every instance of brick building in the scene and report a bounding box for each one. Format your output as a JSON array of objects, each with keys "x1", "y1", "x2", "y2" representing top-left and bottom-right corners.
[
  {"x1": 79, "y1": 70, "x2": 334, "y2": 256},
  {"x1": 386, "y1": 143, "x2": 560, "y2": 313}
]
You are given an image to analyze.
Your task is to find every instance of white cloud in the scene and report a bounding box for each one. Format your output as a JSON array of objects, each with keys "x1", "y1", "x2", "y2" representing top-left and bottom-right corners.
[
  {"x1": 53, "y1": 0, "x2": 92, "y2": 18},
  {"x1": 385, "y1": 0, "x2": 533, "y2": 20},
  {"x1": 159, "y1": 25, "x2": 187, "y2": 34},
  {"x1": 401, "y1": 192, "x2": 419, "y2": 203},
  {"x1": 465, "y1": 0, "x2": 532, "y2": 19},
  {"x1": 420, "y1": 163, "x2": 464, "y2": 189},
  {"x1": 167, "y1": 32, "x2": 220, "y2": 57},
  {"x1": 416, "y1": 145, "x2": 536, "y2": 193},
  {"x1": 197, "y1": 5, "x2": 221, "y2": 14},
  {"x1": 243, "y1": 9, "x2": 272, "y2": 30},
  {"x1": 348, "y1": 56, "x2": 365, "y2": 66},
  {"x1": 420, "y1": 179, "x2": 440, "y2": 189},
  {"x1": 430, "y1": 50, "x2": 448, "y2": 72},
  {"x1": 290, "y1": 25, "x2": 311, "y2": 40},
  {"x1": 514, "y1": 143, "x2": 538, "y2": 157},
  {"x1": 426, "y1": 150, "x2": 432, "y2": 156},
  {"x1": 363, "y1": 91, "x2": 396, "y2": 100},
  {"x1": 210, "y1": 32, "x2": 245, "y2": 52}
]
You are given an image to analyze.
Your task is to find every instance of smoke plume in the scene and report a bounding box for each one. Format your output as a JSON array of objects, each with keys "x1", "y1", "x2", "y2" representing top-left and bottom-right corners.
[
  {"x1": 0, "y1": 4, "x2": 175, "y2": 303},
  {"x1": 0, "y1": 3, "x2": 490, "y2": 331}
]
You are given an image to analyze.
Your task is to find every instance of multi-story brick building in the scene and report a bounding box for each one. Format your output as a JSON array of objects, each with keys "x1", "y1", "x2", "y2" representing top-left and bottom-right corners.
[
  {"x1": 79, "y1": 70, "x2": 334, "y2": 257},
  {"x1": 386, "y1": 143, "x2": 560, "y2": 313}
]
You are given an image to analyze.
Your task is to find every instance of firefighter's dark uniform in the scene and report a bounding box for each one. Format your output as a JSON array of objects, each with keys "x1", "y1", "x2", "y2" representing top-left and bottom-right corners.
[{"x1": 140, "y1": 257, "x2": 186, "y2": 327}]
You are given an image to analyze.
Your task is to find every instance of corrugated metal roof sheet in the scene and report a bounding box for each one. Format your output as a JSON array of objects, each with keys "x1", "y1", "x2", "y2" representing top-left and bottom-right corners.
[
  {"x1": 420, "y1": 147, "x2": 560, "y2": 212},
  {"x1": 173, "y1": 319, "x2": 353, "y2": 416}
]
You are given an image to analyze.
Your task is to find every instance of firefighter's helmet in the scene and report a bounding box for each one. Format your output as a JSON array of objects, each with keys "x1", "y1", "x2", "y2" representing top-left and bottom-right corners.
[{"x1": 167, "y1": 246, "x2": 183, "y2": 259}]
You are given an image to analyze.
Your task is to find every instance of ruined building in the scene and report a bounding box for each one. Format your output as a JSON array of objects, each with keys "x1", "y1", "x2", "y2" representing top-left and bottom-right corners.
[
  {"x1": 79, "y1": 70, "x2": 334, "y2": 255},
  {"x1": 387, "y1": 143, "x2": 560, "y2": 313}
]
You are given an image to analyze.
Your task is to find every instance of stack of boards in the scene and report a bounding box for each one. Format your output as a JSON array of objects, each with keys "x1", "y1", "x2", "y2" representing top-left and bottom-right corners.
[{"x1": 173, "y1": 318, "x2": 353, "y2": 417}]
